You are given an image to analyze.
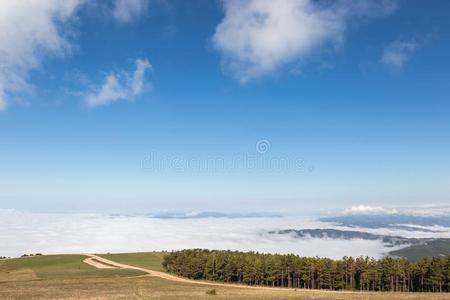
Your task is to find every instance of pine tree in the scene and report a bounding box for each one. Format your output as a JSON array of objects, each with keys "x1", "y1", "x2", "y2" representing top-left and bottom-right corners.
[{"x1": 162, "y1": 249, "x2": 450, "y2": 293}]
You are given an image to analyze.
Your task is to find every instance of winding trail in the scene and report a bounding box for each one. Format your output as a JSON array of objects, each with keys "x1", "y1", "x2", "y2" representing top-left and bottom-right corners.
[
  {"x1": 83, "y1": 257, "x2": 117, "y2": 269},
  {"x1": 84, "y1": 254, "x2": 264, "y2": 289},
  {"x1": 83, "y1": 254, "x2": 359, "y2": 293}
]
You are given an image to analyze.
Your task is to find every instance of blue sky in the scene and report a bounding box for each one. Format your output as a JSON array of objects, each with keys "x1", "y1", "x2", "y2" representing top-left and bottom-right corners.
[{"x1": 1, "y1": 0, "x2": 449, "y2": 213}]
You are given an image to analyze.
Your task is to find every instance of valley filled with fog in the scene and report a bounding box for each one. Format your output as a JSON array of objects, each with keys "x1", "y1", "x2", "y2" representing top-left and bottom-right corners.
[{"x1": 1, "y1": 208, "x2": 449, "y2": 259}]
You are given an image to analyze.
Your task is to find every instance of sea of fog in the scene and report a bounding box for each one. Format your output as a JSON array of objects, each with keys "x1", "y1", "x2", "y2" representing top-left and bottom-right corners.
[{"x1": 1, "y1": 209, "x2": 449, "y2": 258}]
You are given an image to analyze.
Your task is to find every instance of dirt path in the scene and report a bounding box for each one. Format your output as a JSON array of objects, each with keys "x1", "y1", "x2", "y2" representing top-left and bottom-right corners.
[
  {"x1": 83, "y1": 257, "x2": 118, "y2": 269},
  {"x1": 85, "y1": 254, "x2": 250, "y2": 288},
  {"x1": 83, "y1": 254, "x2": 359, "y2": 293},
  {"x1": 84, "y1": 254, "x2": 289, "y2": 290}
]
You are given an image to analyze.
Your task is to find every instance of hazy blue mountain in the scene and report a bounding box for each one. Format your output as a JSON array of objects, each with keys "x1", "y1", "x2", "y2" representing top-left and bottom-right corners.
[
  {"x1": 270, "y1": 228, "x2": 450, "y2": 260},
  {"x1": 149, "y1": 211, "x2": 281, "y2": 219},
  {"x1": 318, "y1": 214, "x2": 450, "y2": 230},
  {"x1": 270, "y1": 228, "x2": 415, "y2": 246}
]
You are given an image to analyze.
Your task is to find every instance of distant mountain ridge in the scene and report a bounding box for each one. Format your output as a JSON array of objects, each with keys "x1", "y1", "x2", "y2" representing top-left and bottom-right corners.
[
  {"x1": 269, "y1": 228, "x2": 415, "y2": 246},
  {"x1": 148, "y1": 211, "x2": 282, "y2": 219},
  {"x1": 318, "y1": 214, "x2": 450, "y2": 230},
  {"x1": 389, "y1": 239, "x2": 450, "y2": 261},
  {"x1": 269, "y1": 228, "x2": 450, "y2": 261}
]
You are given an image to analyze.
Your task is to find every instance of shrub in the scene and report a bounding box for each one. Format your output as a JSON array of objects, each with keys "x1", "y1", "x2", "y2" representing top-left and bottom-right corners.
[{"x1": 205, "y1": 289, "x2": 217, "y2": 295}]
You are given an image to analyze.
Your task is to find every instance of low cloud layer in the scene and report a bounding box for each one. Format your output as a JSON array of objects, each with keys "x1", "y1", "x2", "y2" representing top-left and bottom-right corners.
[
  {"x1": 1, "y1": 209, "x2": 448, "y2": 258},
  {"x1": 86, "y1": 58, "x2": 152, "y2": 107},
  {"x1": 213, "y1": 0, "x2": 397, "y2": 82}
]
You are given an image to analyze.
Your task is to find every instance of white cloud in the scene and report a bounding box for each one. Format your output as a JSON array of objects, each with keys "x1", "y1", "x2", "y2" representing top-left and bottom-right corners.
[
  {"x1": 0, "y1": 0, "x2": 84, "y2": 111},
  {"x1": 381, "y1": 40, "x2": 418, "y2": 68},
  {"x1": 0, "y1": 1, "x2": 151, "y2": 111},
  {"x1": 112, "y1": 0, "x2": 148, "y2": 24},
  {"x1": 86, "y1": 74, "x2": 127, "y2": 107},
  {"x1": 131, "y1": 58, "x2": 151, "y2": 94},
  {"x1": 0, "y1": 84, "x2": 6, "y2": 111},
  {"x1": 344, "y1": 205, "x2": 398, "y2": 215},
  {"x1": 343, "y1": 204, "x2": 450, "y2": 218},
  {"x1": 213, "y1": 0, "x2": 397, "y2": 82},
  {"x1": 86, "y1": 58, "x2": 152, "y2": 107}
]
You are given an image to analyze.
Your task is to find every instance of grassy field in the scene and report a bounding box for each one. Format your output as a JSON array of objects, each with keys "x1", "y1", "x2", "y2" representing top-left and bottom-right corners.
[
  {"x1": 0, "y1": 253, "x2": 449, "y2": 300},
  {"x1": 0, "y1": 254, "x2": 145, "y2": 281},
  {"x1": 98, "y1": 251, "x2": 166, "y2": 271}
]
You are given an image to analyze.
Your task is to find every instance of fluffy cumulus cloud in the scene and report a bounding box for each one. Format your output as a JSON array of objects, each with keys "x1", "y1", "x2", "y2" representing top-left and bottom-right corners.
[
  {"x1": 0, "y1": 1, "x2": 152, "y2": 111},
  {"x1": 0, "y1": 0, "x2": 85, "y2": 111},
  {"x1": 381, "y1": 40, "x2": 419, "y2": 68},
  {"x1": 213, "y1": 0, "x2": 397, "y2": 82},
  {"x1": 112, "y1": 0, "x2": 148, "y2": 23},
  {"x1": 343, "y1": 204, "x2": 450, "y2": 216},
  {"x1": 86, "y1": 58, "x2": 152, "y2": 107},
  {"x1": 344, "y1": 205, "x2": 398, "y2": 215}
]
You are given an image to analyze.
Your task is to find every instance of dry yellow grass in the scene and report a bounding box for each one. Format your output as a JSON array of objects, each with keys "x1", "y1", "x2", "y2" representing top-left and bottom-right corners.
[
  {"x1": 1, "y1": 276, "x2": 449, "y2": 300},
  {"x1": 1, "y1": 254, "x2": 449, "y2": 299}
]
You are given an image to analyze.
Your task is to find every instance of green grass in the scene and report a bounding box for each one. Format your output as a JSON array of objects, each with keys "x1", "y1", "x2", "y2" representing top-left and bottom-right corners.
[
  {"x1": 98, "y1": 252, "x2": 166, "y2": 271},
  {"x1": 0, "y1": 254, "x2": 145, "y2": 280}
]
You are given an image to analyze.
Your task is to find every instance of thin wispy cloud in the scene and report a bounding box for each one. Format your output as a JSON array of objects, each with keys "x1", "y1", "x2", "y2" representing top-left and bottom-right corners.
[
  {"x1": 0, "y1": 0, "x2": 85, "y2": 111},
  {"x1": 86, "y1": 58, "x2": 152, "y2": 107},
  {"x1": 0, "y1": 83, "x2": 6, "y2": 111},
  {"x1": 112, "y1": 0, "x2": 148, "y2": 24},
  {"x1": 381, "y1": 39, "x2": 419, "y2": 69},
  {"x1": 213, "y1": 0, "x2": 397, "y2": 83}
]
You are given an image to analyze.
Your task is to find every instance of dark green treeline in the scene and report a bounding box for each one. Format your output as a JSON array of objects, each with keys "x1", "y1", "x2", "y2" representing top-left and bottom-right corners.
[{"x1": 163, "y1": 249, "x2": 450, "y2": 292}]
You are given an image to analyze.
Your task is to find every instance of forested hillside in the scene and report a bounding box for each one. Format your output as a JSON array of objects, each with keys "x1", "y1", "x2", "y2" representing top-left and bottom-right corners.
[
  {"x1": 163, "y1": 249, "x2": 450, "y2": 293},
  {"x1": 390, "y1": 239, "x2": 450, "y2": 261}
]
